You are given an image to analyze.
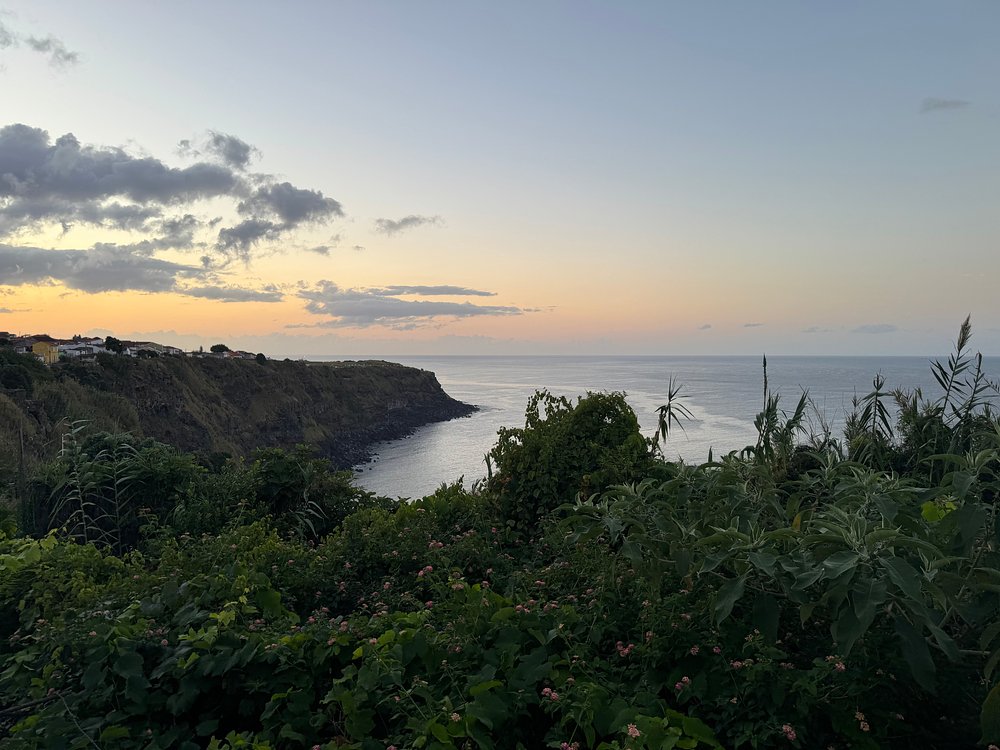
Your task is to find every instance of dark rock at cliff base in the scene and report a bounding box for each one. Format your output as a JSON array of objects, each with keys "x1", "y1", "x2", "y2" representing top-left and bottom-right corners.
[{"x1": 4, "y1": 356, "x2": 475, "y2": 469}]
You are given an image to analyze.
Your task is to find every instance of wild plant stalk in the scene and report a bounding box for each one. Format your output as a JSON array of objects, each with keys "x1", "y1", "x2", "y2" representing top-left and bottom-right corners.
[{"x1": 654, "y1": 376, "x2": 694, "y2": 450}]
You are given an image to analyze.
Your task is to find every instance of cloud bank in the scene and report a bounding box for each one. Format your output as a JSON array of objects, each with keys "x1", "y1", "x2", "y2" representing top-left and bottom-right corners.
[
  {"x1": 297, "y1": 281, "x2": 522, "y2": 329},
  {"x1": 0, "y1": 123, "x2": 343, "y2": 264}
]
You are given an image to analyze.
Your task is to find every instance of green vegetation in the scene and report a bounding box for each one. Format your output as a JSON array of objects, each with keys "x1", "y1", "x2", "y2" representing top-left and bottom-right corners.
[{"x1": 1, "y1": 320, "x2": 999, "y2": 749}]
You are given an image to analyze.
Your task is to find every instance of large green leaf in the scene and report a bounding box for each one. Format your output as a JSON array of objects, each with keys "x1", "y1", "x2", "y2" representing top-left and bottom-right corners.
[
  {"x1": 880, "y1": 557, "x2": 923, "y2": 602},
  {"x1": 822, "y1": 551, "x2": 860, "y2": 579},
  {"x1": 894, "y1": 617, "x2": 936, "y2": 692},
  {"x1": 982, "y1": 683, "x2": 1000, "y2": 744},
  {"x1": 714, "y1": 574, "x2": 746, "y2": 624}
]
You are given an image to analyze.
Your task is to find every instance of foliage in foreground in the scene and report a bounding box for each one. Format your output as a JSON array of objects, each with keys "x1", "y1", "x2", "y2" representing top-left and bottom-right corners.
[{"x1": 1, "y1": 320, "x2": 999, "y2": 749}]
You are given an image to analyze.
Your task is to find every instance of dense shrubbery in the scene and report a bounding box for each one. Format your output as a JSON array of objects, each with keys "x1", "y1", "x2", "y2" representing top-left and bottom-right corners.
[{"x1": 1, "y1": 322, "x2": 999, "y2": 748}]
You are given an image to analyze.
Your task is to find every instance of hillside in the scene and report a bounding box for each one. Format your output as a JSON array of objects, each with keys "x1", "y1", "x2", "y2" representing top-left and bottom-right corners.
[{"x1": 0, "y1": 353, "x2": 475, "y2": 469}]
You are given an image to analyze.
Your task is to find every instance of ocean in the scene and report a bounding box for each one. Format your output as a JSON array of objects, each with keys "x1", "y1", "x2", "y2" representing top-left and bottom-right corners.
[{"x1": 324, "y1": 355, "x2": 999, "y2": 499}]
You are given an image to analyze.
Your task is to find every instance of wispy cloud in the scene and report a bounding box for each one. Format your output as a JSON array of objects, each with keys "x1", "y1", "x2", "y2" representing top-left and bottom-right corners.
[
  {"x1": 297, "y1": 280, "x2": 522, "y2": 329},
  {"x1": 920, "y1": 97, "x2": 970, "y2": 113},
  {"x1": 373, "y1": 214, "x2": 442, "y2": 236},
  {"x1": 852, "y1": 323, "x2": 897, "y2": 334},
  {"x1": 743, "y1": 322, "x2": 764, "y2": 328},
  {"x1": 376, "y1": 285, "x2": 496, "y2": 297},
  {"x1": 183, "y1": 285, "x2": 283, "y2": 303},
  {"x1": 0, "y1": 19, "x2": 79, "y2": 67},
  {"x1": 697, "y1": 323, "x2": 712, "y2": 330},
  {"x1": 801, "y1": 325, "x2": 833, "y2": 334},
  {"x1": 178, "y1": 131, "x2": 259, "y2": 170},
  {"x1": 24, "y1": 36, "x2": 78, "y2": 67}
]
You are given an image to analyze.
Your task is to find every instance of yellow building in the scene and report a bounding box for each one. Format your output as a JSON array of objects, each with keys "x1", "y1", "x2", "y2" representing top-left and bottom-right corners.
[{"x1": 32, "y1": 341, "x2": 59, "y2": 365}]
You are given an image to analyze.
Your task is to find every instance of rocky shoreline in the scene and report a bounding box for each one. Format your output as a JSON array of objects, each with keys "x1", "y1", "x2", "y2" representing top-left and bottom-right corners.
[{"x1": 324, "y1": 397, "x2": 477, "y2": 469}]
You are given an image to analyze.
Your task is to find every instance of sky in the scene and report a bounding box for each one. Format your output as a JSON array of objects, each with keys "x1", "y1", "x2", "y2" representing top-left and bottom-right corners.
[{"x1": 0, "y1": 2, "x2": 997, "y2": 356}]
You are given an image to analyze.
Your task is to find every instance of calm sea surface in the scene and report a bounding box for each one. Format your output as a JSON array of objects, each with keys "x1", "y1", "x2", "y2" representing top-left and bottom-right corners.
[{"x1": 311, "y1": 355, "x2": 999, "y2": 499}]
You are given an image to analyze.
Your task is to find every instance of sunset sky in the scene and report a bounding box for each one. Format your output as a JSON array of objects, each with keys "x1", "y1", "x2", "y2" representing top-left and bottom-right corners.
[{"x1": 1, "y1": 2, "x2": 997, "y2": 356}]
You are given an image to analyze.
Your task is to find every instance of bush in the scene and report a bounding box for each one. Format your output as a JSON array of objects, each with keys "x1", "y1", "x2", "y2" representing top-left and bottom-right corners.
[{"x1": 487, "y1": 391, "x2": 650, "y2": 531}]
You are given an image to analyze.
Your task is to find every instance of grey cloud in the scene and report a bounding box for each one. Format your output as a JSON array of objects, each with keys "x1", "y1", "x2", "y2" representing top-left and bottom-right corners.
[
  {"x1": 2, "y1": 123, "x2": 343, "y2": 264},
  {"x1": 239, "y1": 182, "x2": 342, "y2": 225},
  {"x1": 377, "y1": 285, "x2": 496, "y2": 297},
  {"x1": 216, "y1": 219, "x2": 281, "y2": 255},
  {"x1": 217, "y1": 182, "x2": 343, "y2": 254},
  {"x1": 298, "y1": 280, "x2": 522, "y2": 329},
  {"x1": 182, "y1": 285, "x2": 283, "y2": 303},
  {"x1": 206, "y1": 131, "x2": 257, "y2": 169},
  {"x1": 697, "y1": 324, "x2": 712, "y2": 330},
  {"x1": 25, "y1": 36, "x2": 79, "y2": 67},
  {"x1": 743, "y1": 322, "x2": 764, "y2": 328},
  {"x1": 920, "y1": 98, "x2": 970, "y2": 113},
  {"x1": 852, "y1": 323, "x2": 897, "y2": 334},
  {"x1": 0, "y1": 20, "x2": 78, "y2": 66},
  {"x1": 373, "y1": 214, "x2": 441, "y2": 235},
  {"x1": 802, "y1": 325, "x2": 833, "y2": 334},
  {"x1": 180, "y1": 132, "x2": 259, "y2": 170},
  {"x1": 0, "y1": 243, "x2": 203, "y2": 293},
  {"x1": 307, "y1": 245, "x2": 331, "y2": 255},
  {"x1": 352, "y1": 245, "x2": 365, "y2": 252},
  {"x1": 0, "y1": 124, "x2": 239, "y2": 235},
  {"x1": 0, "y1": 21, "x2": 14, "y2": 48}
]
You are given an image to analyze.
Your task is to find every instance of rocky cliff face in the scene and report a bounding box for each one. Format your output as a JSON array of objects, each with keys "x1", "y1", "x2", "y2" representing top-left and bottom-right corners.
[{"x1": 14, "y1": 356, "x2": 475, "y2": 468}]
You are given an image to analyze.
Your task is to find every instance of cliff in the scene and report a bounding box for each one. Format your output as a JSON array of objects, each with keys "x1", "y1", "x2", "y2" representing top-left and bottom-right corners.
[{"x1": 0, "y1": 355, "x2": 475, "y2": 469}]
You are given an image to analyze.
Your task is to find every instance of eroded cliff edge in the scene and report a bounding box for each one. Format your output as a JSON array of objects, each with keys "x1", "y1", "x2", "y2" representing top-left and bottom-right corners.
[{"x1": 3, "y1": 356, "x2": 476, "y2": 468}]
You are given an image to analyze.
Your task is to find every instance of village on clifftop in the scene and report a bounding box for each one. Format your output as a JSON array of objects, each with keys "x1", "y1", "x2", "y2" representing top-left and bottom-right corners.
[{"x1": 0, "y1": 332, "x2": 261, "y2": 364}]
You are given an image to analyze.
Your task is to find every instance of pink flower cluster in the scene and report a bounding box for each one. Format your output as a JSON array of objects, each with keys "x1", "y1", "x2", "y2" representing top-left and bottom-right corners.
[
  {"x1": 674, "y1": 676, "x2": 691, "y2": 692},
  {"x1": 541, "y1": 687, "x2": 560, "y2": 701},
  {"x1": 616, "y1": 641, "x2": 635, "y2": 657},
  {"x1": 417, "y1": 565, "x2": 434, "y2": 577},
  {"x1": 626, "y1": 723, "x2": 641, "y2": 738},
  {"x1": 781, "y1": 723, "x2": 796, "y2": 741}
]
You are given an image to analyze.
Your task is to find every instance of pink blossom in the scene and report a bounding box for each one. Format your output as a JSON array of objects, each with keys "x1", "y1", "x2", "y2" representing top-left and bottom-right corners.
[
  {"x1": 160, "y1": 639, "x2": 168, "y2": 646},
  {"x1": 834, "y1": 661, "x2": 846, "y2": 672},
  {"x1": 781, "y1": 724, "x2": 797, "y2": 741},
  {"x1": 627, "y1": 723, "x2": 641, "y2": 738},
  {"x1": 425, "y1": 600, "x2": 433, "y2": 608},
  {"x1": 689, "y1": 645, "x2": 700, "y2": 655},
  {"x1": 713, "y1": 646, "x2": 722, "y2": 654}
]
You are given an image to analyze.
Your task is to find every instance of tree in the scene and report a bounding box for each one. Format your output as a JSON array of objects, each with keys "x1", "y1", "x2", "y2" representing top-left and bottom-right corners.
[
  {"x1": 255, "y1": 352, "x2": 267, "y2": 363},
  {"x1": 104, "y1": 336, "x2": 125, "y2": 354},
  {"x1": 210, "y1": 344, "x2": 230, "y2": 353}
]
